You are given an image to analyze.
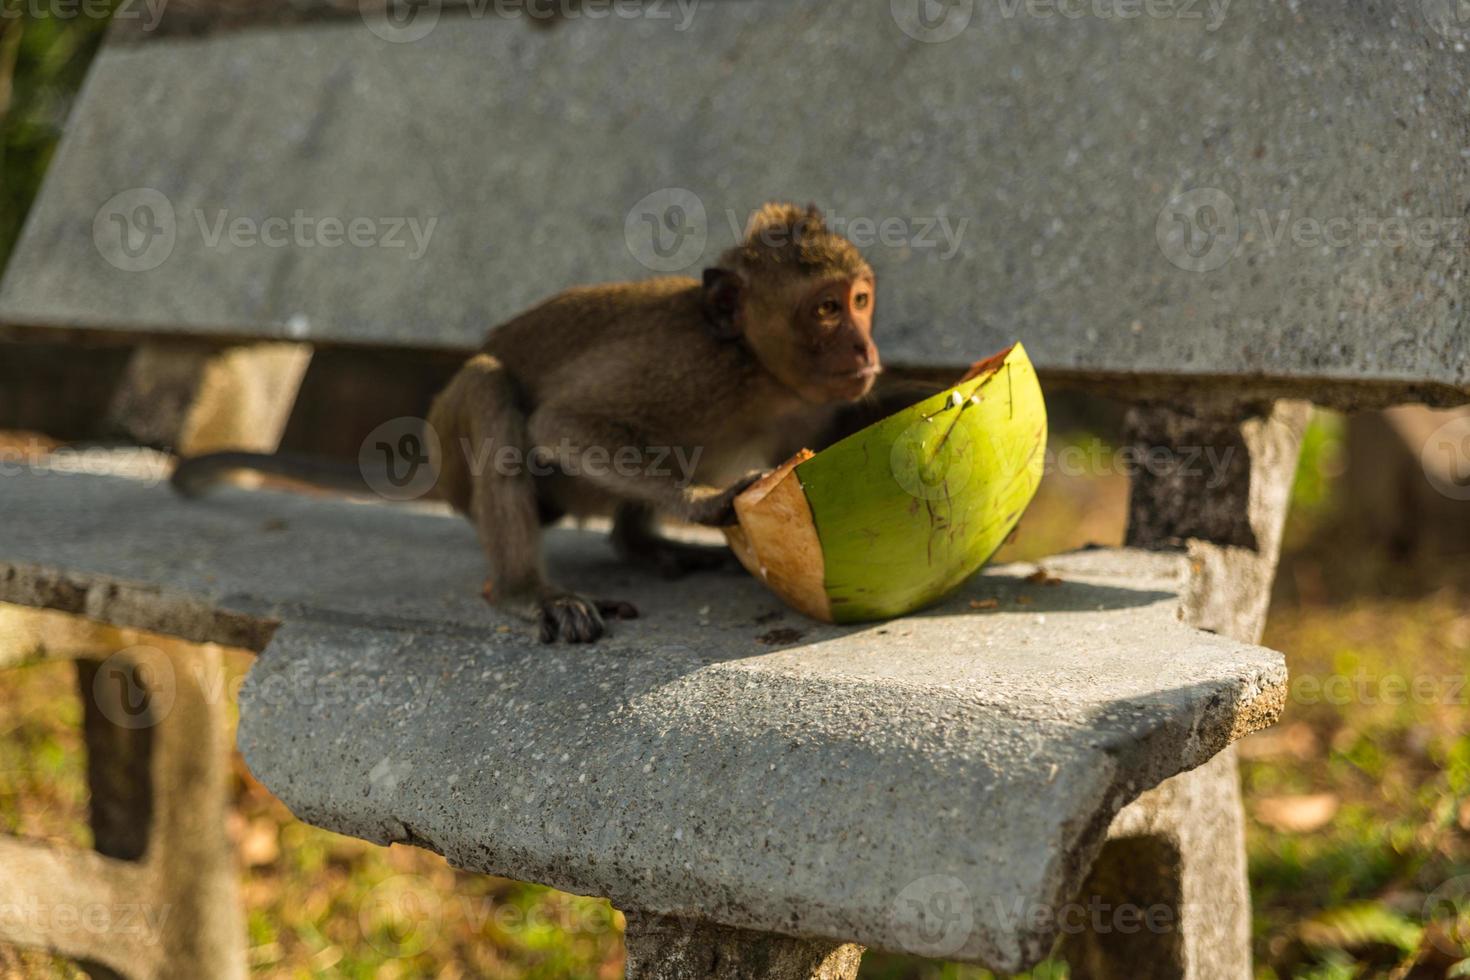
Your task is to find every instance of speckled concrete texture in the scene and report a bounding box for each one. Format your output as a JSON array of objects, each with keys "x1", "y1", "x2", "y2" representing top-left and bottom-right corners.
[
  {"x1": 2, "y1": 2, "x2": 1467, "y2": 404},
  {"x1": 0, "y1": 470, "x2": 1284, "y2": 969}
]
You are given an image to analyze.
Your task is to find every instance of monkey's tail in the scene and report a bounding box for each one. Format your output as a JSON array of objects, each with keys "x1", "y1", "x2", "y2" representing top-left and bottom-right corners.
[{"x1": 170, "y1": 450, "x2": 375, "y2": 499}]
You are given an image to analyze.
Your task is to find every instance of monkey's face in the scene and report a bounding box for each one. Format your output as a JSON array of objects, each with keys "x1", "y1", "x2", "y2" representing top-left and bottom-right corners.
[
  {"x1": 705, "y1": 237, "x2": 880, "y2": 405},
  {"x1": 781, "y1": 275, "x2": 880, "y2": 404}
]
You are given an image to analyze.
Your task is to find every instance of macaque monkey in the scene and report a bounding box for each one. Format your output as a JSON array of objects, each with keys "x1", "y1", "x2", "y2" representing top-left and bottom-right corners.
[{"x1": 176, "y1": 203, "x2": 881, "y2": 643}]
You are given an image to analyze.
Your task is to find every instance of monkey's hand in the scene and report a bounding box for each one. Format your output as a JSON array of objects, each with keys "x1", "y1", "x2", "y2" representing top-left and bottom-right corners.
[
  {"x1": 538, "y1": 593, "x2": 639, "y2": 644},
  {"x1": 686, "y1": 472, "x2": 767, "y2": 528}
]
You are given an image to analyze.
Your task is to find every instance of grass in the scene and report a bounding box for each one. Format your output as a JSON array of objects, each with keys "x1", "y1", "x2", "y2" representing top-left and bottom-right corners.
[{"x1": 3, "y1": 413, "x2": 1468, "y2": 978}]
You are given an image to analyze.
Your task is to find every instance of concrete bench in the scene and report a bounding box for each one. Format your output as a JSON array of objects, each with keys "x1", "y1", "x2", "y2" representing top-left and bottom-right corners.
[
  {"x1": 0, "y1": 2, "x2": 1467, "y2": 977},
  {"x1": 0, "y1": 468, "x2": 1283, "y2": 973}
]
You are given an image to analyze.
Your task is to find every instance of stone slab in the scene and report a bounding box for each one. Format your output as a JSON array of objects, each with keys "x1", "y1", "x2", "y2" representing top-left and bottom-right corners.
[
  {"x1": 0, "y1": 3, "x2": 1466, "y2": 406},
  {"x1": 0, "y1": 469, "x2": 1284, "y2": 968}
]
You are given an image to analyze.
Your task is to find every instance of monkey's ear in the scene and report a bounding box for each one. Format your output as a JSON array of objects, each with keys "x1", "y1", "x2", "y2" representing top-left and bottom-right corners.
[{"x1": 701, "y1": 267, "x2": 745, "y2": 340}]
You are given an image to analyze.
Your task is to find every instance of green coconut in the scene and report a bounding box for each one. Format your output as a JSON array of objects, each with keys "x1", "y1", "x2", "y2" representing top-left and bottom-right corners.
[{"x1": 724, "y1": 342, "x2": 1046, "y2": 623}]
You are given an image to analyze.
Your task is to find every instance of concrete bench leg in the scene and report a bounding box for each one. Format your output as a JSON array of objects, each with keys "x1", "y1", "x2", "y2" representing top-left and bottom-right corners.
[
  {"x1": 81, "y1": 641, "x2": 246, "y2": 980},
  {"x1": 1059, "y1": 746, "x2": 1249, "y2": 979},
  {"x1": 1056, "y1": 397, "x2": 1310, "y2": 979},
  {"x1": 623, "y1": 912, "x2": 863, "y2": 979},
  {"x1": 0, "y1": 619, "x2": 244, "y2": 979},
  {"x1": 105, "y1": 340, "x2": 309, "y2": 454}
]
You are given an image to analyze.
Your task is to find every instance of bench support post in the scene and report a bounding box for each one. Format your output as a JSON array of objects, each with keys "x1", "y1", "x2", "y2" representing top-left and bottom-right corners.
[
  {"x1": 622, "y1": 912, "x2": 863, "y2": 980},
  {"x1": 1121, "y1": 397, "x2": 1312, "y2": 643},
  {"x1": 0, "y1": 610, "x2": 245, "y2": 980},
  {"x1": 105, "y1": 340, "x2": 310, "y2": 454},
  {"x1": 1061, "y1": 397, "x2": 1310, "y2": 979}
]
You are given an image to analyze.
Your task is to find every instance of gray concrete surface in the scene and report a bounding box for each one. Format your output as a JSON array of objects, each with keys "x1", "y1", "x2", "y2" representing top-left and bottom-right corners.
[
  {"x1": 2, "y1": 2, "x2": 1467, "y2": 406},
  {"x1": 0, "y1": 469, "x2": 1285, "y2": 969}
]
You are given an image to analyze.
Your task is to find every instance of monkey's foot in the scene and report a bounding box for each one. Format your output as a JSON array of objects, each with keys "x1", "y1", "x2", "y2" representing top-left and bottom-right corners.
[
  {"x1": 617, "y1": 536, "x2": 736, "y2": 580},
  {"x1": 538, "y1": 593, "x2": 639, "y2": 644}
]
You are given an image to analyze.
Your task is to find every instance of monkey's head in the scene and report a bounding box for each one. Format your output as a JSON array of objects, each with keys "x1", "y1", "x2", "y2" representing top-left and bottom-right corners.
[{"x1": 702, "y1": 202, "x2": 879, "y2": 405}]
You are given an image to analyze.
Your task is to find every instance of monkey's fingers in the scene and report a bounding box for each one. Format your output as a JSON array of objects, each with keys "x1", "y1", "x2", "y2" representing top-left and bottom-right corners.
[
  {"x1": 689, "y1": 472, "x2": 768, "y2": 528},
  {"x1": 538, "y1": 595, "x2": 609, "y2": 644},
  {"x1": 595, "y1": 599, "x2": 640, "y2": 621}
]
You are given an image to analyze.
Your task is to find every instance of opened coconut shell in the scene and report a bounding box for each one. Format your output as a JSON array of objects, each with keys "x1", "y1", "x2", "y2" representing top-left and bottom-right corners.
[{"x1": 724, "y1": 342, "x2": 1046, "y2": 623}]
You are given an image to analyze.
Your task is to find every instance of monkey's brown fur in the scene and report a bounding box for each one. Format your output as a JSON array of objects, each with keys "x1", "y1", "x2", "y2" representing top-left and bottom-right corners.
[{"x1": 429, "y1": 202, "x2": 880, "y2": 642}]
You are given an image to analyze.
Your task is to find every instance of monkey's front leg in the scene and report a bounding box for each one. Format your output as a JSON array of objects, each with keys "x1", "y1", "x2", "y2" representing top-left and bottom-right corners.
[
  {"x1": 471, "y1": 463, "x2": 639, "y2": 643},
  {"x1": 466, "y1": 454, "x2": 638, "y2": 644},
  {"x1": 432, "y1": 355, "x2": 637, "y2": 643}
]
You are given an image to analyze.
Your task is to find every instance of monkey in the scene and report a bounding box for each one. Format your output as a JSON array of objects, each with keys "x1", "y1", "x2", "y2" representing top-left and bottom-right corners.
[{"x1": 173, "y1": 202, "x2": 881, "y2": 643}]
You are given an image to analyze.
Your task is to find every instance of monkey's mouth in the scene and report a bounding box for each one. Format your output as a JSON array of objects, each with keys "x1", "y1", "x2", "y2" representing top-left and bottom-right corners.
[{"x1": 825, "y1": 365, "x2": 880, "y2": 399}]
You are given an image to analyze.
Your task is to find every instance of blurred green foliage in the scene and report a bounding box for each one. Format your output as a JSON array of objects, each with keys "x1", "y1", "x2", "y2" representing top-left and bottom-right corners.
[
  {"x1": 0, "y1": 0, "x2": 115, "y2": 273},
  {"x1": 1290, "y1": 411, "x2": 1347, "y2": 518}
]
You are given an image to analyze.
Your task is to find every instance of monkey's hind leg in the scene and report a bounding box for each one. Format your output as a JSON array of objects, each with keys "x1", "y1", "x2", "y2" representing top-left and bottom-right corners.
[
  {"x1": 429, "y1": 354, "x2": 637, "y2": 643},
  {"x1": 611, "y1": 503, "x2": 736, "y2": 579}
]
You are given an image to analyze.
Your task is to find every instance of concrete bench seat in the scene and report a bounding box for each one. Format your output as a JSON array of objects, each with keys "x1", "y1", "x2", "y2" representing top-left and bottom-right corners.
[{"x1": 0, "y1": 467, "x2": 1283, "y2": 970}]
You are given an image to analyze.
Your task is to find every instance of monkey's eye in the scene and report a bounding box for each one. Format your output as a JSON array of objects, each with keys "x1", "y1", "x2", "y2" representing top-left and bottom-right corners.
[
  {"x1": 816, "y1": 299, "x2": 842, "y2": 319},
  {"x1": 853, "y1": 292, "x2": 870, "y2": 310}
]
